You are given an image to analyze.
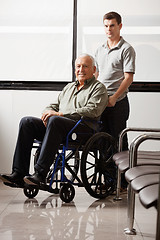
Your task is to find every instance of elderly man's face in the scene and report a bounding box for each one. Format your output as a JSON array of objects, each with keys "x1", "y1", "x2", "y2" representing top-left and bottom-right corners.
[{"x1": 75, "y1": 56, "x2": 96, "y2": 82}]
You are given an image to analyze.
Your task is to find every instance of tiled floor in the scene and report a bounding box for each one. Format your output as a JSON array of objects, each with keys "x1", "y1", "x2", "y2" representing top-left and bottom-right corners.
[{"x1": 0, "y1": 181, "x2": 157, "y2": 240}]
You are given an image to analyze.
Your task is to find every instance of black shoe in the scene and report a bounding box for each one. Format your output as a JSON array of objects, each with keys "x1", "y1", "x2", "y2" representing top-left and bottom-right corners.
[
  {"x1": 24, "y1": 172, "x2": 45, "y2": 186},
  {"x1": 0, "y1": 172, "x2": 24, "y2": 186}
]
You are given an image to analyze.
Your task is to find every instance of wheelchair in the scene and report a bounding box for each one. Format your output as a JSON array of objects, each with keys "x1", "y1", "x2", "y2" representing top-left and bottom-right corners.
[{"x1": 22, "y1": 118, "x2": 117, "y2": 203}]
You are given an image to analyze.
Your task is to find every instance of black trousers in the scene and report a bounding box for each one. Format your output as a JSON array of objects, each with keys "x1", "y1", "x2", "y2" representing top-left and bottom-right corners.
[
  {"x1": 100, "y1": 96, "x2": 130, "y2": 151},
  {"x1": 12, "y1": 116, "x2": 93, "y2": 177}
]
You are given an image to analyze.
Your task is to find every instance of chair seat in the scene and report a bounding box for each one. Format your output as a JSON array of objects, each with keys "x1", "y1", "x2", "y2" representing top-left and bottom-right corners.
[
  {"x1": 112, "y1": 150, "x2": 128, "y2": 162},
  {"x1": 139, "y1": 183, "x2": 159, "y2": 209},
  {"x1": 114, "y1": 155, "x2": 128, "y2": 166},
  {"x1": 125, "y1": 165, "x2": 160, "y2": 182},
  {"x1": 119, "y1": 159, "x2": 160, "y2": 173},
  {"x1": 131, "y1": 173, "x2": 160, "y2": 193},
  {"x1": 113, "y1": 150, "x2": 160, "y2": 166}
]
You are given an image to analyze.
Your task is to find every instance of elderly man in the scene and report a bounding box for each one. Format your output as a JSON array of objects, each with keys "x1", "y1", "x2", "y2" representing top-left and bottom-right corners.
[{"x1": 0, "y1": 54, "x2": 108, "y2": 186}]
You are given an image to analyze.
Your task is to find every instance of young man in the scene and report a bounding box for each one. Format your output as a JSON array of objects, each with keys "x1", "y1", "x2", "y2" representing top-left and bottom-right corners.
[
  {"x1": 95, "y1": 11, "x2": 136, "y2": 151},
  {"x1": 0, "y1": 54, "x2": 108, "y2": 186}
]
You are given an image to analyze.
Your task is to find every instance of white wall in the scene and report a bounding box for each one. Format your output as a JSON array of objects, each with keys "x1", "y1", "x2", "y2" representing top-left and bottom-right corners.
[
  {"x1": 0, "y1": 90, "x2": 59, "y2": 172},
  {"x1": 0, "y1": 90, "x2": 160, "y2": 173},
  {"x1": 128, "y1": 92, "x2": 160, "y2": 150}
]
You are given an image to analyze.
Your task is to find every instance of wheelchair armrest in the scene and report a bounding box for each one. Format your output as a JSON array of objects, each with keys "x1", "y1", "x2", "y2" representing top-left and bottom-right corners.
[{"x1": 118, "y1": 127, "x2": 160, "y2": 152}]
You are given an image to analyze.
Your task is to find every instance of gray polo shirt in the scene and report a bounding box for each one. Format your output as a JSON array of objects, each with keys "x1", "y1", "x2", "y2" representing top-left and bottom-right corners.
[
  {"x1": 95, "y1": 37, "x2": 136, "y2": 101},
  {"x1": 45, "y1": 76, "x2": 108, "y2": 130}
]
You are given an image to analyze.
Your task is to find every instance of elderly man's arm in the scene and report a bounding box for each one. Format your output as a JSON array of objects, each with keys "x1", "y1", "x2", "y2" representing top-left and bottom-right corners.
[{"x1": 41, "y1": 91, "x2": 63, "y2": 126}]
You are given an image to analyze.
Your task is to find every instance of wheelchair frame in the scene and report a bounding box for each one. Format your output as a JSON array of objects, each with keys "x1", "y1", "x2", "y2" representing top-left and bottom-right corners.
[{"x1": 23, "y1": 118, "x2": 117, "y2": 203}]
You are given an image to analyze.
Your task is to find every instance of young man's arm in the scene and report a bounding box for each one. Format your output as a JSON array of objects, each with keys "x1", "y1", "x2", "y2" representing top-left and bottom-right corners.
[{"x1": 107, "y1": 72, "x2": 133, "y2": 107}]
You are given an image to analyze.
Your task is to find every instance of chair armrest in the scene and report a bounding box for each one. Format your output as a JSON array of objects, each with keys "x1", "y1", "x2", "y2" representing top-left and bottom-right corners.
[
  {"x1": 129, "y1": 133, "x2": 160, "y2": 168},
  {"x1": 118, "y1": 127, "x2": 160, "y2": 152}
]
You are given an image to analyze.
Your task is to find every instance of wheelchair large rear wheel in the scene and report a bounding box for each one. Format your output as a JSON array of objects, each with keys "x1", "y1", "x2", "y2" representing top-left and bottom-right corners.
[{"x1": 81, "y1": 132, "x2": 116, "y2": 199}]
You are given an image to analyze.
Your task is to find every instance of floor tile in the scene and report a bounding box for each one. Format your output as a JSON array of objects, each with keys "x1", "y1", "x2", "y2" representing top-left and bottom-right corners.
[{"x1": 0, "y1": 181, "x2": 157, "y2": 240}]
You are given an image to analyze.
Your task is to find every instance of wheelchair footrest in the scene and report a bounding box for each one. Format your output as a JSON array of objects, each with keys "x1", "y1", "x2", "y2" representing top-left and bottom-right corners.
[
  {"x1": 77, "y1": 182, "x2": 84, "y2": 187},
  {"x1": 39, "y1": 183, "x2": 60, "y2": 194}
]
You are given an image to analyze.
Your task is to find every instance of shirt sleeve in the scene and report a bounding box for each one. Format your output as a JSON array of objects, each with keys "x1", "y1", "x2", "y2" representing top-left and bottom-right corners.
[
  {"x1": 123, "y1": 46, "x2": 136, "y2": 74},
  {"x1": 43, "y1": 84, "x2": 69, "y2": 113}
]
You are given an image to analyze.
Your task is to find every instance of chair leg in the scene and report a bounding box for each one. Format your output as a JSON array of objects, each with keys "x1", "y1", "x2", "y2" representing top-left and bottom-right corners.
[
  {"x1": 124, "y1": 183, "x2": 136, "y2": 235},
  {"x1": 156, "y1": 179, "x2": 160, "y2": 240},
  {"x1": 156, "y1": 208, "x2": 160, "y2": 240},
  {"x1": 114, "y1": 168, "x2": 122, "y2": 201}
]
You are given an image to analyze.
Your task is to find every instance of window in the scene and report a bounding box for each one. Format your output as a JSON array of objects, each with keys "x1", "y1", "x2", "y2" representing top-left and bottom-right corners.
[
  {"x1": 77, "y1": 0, "x2": 160, "y2": 82},
  {"x1": 0, "y1": 0, "x2": 73, "y2": 82}
]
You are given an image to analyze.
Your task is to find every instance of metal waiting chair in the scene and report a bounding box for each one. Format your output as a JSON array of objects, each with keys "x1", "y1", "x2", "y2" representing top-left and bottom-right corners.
[
  {"x1": 113, "y1": 127, "x2": 160, "y2": 201},
  {"x1": 124, "y1": 133, "x2": 160, "y2": 236}
]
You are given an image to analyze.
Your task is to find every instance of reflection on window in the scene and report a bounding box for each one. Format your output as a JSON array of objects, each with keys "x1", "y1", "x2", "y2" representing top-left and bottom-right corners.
[{"x1": 0, "y1": 0, "x2": 73, "y2": 82}]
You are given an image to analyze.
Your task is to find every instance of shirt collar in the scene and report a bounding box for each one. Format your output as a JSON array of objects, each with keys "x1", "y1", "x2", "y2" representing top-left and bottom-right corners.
[
  {"x1": 116, "y1": 37, "x2": 124, "y2": 48},
  {"x1": 105, "y1": 36, "x2": 124, "y2": 50}
]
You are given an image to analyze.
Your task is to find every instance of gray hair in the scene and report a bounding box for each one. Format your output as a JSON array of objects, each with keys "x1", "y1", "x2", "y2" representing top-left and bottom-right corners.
[{"x1": 76, "y1": 53, "x2": 96, "y2": 67}]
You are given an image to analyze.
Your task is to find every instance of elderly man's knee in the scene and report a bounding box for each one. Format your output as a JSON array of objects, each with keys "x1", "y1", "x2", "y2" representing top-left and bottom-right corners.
[
  {"x1": 47, "y1": 116, "x2": 63, "y2": 128},
  {"x1": 20, "y1": 116, "x2": 32, "y2": 126},
  {"x1": 19, "y1": 116, "x2": 41, "y2": 131}
]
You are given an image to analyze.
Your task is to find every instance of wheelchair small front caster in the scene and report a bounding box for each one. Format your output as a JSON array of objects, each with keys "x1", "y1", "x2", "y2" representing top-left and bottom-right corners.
[
  {"x1": 23, "y1": 186, "x2": 39, "y2": 199},
  {"x1": 59, "y1": 183, "x2": 75, "y2": 203}
]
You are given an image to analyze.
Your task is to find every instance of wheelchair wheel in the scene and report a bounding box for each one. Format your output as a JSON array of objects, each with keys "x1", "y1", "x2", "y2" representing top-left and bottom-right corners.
[
  {"x1": 81, "y1": 132, "x2": 116, "y2": 199},
  {"x1": 59, "y1": 183, "x2": 75, "y2": 203},
  {"x1": 23, "y1": 186, "x2": 39, "y2": 199}
]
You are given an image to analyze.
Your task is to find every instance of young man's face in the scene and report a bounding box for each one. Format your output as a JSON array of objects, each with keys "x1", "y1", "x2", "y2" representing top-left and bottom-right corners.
[
  {"x1": 103, "y1": 18, "x2": 122, "y2": 40},
  {"x1": 75, "y1": 56, "x2": 96, "y2": 82}
]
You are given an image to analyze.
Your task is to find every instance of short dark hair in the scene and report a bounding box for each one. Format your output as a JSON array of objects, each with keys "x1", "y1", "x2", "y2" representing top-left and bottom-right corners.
[{"x1": 103, "y1": 12, "x2": 122, "y2": 25}]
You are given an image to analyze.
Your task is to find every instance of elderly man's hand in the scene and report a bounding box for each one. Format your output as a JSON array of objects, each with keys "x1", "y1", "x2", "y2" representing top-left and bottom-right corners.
[{"x1": 41, "y1": 110, "x2": 63, "y2": 126}]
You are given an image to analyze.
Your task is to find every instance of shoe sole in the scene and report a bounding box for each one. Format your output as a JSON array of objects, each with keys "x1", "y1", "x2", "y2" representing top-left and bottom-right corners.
[
  {"x1": 23, "y1": 177, "x2": 39, "y2": 186},
  {"x1": 0, "y1": 175, "x2": 24, "y2": 187},
  {"x1": 4, "y1": 182, "x2": 24, "y2": 188},
  {"x1": 0, "y1": 175, "x2": 12, "y2": 183}
]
